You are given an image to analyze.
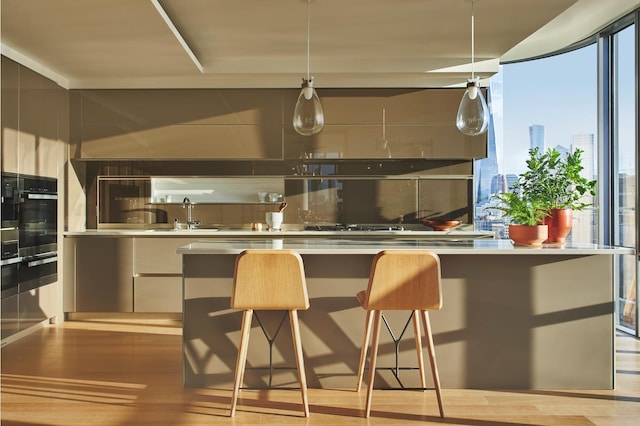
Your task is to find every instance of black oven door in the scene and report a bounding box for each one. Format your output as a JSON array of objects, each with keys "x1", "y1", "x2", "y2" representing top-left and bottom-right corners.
[{"x1": 18, "y1": 175, "x2": 57, "y2": 258}]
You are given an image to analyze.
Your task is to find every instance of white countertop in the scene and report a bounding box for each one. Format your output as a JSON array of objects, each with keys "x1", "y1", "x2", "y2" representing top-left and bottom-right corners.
[
  {"x1": 176, "y1": 238, "x2": 634, "y2": 256},
  {"x1": 64, "y1": 229, "x2": 493, "y2": 238}
]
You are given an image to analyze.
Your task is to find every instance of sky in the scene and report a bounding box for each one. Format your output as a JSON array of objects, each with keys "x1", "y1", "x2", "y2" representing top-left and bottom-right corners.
[
  {"x1": 493, "y1": 23, "x2": 636, "y2": 175},
  {"x1": 498, "y1": 43, "x2": 598, "y2": 174}
]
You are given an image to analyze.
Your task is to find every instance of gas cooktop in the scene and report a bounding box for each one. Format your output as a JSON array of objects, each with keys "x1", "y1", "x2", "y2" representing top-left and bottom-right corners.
[{"x1": 304, "y1": 224, "x2": 405, "y2": 232}]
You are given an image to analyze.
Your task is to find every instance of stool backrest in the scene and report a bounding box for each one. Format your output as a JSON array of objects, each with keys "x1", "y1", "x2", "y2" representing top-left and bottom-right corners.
[
  {"x1": 231, "y1": 250, "x2": 310, "y2": 310},
  {"x1": 363, "y1": 250, "x2": 442, "y2": 311}
]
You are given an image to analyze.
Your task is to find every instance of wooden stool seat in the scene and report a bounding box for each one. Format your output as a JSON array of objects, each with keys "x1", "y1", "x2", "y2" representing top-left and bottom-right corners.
[
  {"x1": 355, "y1": 250, "x2": 445, "y2": 418},
  {"x1": 229, "y1": 249, "x2": 310, "y2": 417}
]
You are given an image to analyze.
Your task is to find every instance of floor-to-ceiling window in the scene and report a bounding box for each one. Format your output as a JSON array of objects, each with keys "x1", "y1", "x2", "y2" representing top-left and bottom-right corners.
[
  {"x1": 475, "y1": 45, "x2": 598, "y2": 243},
  {"x1": 476, "y1": 9, "x2": 639, "y2": 336},
  {"x1": 610, "y1": 22, "x2": 637, "y2": 334}
]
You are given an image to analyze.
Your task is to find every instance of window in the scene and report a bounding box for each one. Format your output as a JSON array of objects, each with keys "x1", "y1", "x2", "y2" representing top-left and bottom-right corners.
[
  {"x1": 475, "y1": 44, "x2": 598, "y2": 243},
  {"x1": 611, "y1": 24, "x2": 636, "y2": 333}
]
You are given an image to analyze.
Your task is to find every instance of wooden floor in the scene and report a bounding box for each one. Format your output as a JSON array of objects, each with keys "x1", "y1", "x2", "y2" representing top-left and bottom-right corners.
[{"x1": 1, "y1": 318, "x2": 639, "y2": 426}]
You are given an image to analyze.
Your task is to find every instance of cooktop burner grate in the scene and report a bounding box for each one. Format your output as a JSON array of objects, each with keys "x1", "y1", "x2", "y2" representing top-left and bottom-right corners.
[{"x1": 305, "y1": 224, "x2": 405, "y2": 232}]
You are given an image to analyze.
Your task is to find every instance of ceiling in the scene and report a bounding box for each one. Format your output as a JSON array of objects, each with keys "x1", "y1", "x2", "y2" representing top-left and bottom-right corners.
[{"x1": 1, "y1": 0, "x2": 638, "y2": 90}]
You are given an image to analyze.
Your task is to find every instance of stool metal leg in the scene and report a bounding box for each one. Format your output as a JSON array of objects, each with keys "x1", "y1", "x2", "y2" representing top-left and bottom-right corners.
[
  {"x1": 230, "y1": 309, "x2": 253, "y2": 417},
  {"x1": 421, "y1": 310, "x2": 444, "y2": 418},
  {"x1": 289, "y1": 309, "x2": 309, "y2": 417},
  {"x1": 254, "y1": 311, "x2": 288, "y2": 387}
]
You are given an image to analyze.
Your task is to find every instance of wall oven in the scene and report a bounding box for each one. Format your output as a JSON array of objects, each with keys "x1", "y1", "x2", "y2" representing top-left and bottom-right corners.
[
  {"x1": 1, "y1": 173, "x2": 20, "y2": 298},
  {"x1": 1, "y1": 172, "x2": 58, "y2": 297}
]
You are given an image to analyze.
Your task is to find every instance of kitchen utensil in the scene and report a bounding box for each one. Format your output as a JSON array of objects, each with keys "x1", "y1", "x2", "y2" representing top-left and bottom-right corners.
[
  {"x1": 265, "y1": 212, "x2": 283, "y2": 231},
  {"x1": 278, "y1": 202, "x2": 287, "y2": 212},
  {"x1": 421, "y1": 219, "x2": 461, "y2": 231}
]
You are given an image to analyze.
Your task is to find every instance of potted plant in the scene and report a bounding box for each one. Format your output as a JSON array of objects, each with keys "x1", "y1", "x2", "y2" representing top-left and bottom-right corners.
[
  {"x1": 490, "y1": 189, "x2": 549, "y2": 246},
  {"x1": 513, "y1": 147, "x2": 596, "y2": 243}
]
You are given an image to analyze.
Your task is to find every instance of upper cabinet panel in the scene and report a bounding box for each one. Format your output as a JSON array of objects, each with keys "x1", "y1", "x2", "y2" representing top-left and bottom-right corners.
[
  {"x1": 2, "y1": 57, "x2": 65, "y2": 178},
  {"x1": 284, "y1": 88, "x2": 487, "y2": 160},
  {"x1": 80, "y1": 89, "x2": 284, "y2": 125},
  {"x1": 1, "y1": 57, "x2": 20, "y2": 173},
  {"x1": 72, "y1": 88, "x2": 487, "y2": 160},
  {"x1": 74, "y1": 89, "x2": 285, "y2": 160}
]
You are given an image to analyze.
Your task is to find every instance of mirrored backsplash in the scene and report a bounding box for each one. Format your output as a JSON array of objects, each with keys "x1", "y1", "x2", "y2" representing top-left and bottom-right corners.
[{"x1": 93, "y1": 161, "x2": 472, "y2": 229}]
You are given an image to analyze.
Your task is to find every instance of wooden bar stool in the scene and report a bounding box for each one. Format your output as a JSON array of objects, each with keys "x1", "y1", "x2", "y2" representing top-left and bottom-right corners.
[
  {"x1": 355, "y1": 250, "x2": 445, "y2": 418},
  {"x1": 229, "y1": 249, "x2": 310, "y2": 417}
]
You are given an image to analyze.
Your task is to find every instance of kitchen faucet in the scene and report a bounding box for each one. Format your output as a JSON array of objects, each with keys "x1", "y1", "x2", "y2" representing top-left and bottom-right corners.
[{"x1": 182, "y1": 197, "x2": 200, "y2": 229}]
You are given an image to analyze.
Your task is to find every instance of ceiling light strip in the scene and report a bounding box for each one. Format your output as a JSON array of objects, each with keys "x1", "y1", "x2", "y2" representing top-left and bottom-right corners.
[{"x1": 150, "y1": 0, "x2": 204, "y2": 73}]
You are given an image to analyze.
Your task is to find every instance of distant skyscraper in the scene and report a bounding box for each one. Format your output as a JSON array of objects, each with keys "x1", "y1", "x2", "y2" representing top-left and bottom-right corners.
[
  {"x1": 570, "y1": 133, "x2": 597, "y2": 244},
  {"x1": 474, "y1": 79, "x2": 500, "y2": 203},
  {"x1": 529, "y1": 124, "x2": 545, "y2": 152},
  {"x1": 553, "y1": 144, "x2": 570, "y2": 157},
  {"x1": 571, "y1": 134, "x2": 595, "y2": 179}
]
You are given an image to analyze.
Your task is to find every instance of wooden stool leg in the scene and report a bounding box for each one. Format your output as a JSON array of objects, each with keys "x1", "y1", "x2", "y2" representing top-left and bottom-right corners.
[
  {"x1": 365, "y1": 310, "x2": 383, "y2": 418},
  {"x1": 230, "y1": 309, "x2": 253, "y2": 417},
  {"x1": 356, "y1": 309, "x2": 374, "y2": 391},
  {"x1": 421, "y1": 310, "x2": 444, "y2": 418},
  {"x1": 289, "y1": 310, "x2": 310, "y2": 417},
  {"x1": 412, "y1": 310, "x2": 427, "y2": 390}
]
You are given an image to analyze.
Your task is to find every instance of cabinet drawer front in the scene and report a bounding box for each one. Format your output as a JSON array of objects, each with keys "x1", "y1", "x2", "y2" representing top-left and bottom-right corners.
[
  {"x1": 134, "y1": 238, "x2": 195, "y2": 274},
  {"x1": 134, "y1": 276, "x2": 182, "y2": 313}
]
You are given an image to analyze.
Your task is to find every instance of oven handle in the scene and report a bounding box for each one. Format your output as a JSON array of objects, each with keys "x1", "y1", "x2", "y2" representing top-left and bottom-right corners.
[
  {"x1": 1, "y1": 257, "x2": 23, "y2": 266},
  {"x1": 25, "y1": 193, "x2": 57, "y2": 200},
  {"x1": 26, "y1": 255, "x2": 58, "y2": 267}
]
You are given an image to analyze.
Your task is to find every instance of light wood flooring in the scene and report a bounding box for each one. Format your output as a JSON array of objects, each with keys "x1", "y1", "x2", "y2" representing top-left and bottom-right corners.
[{"x1": 1, "y1": 318, "x2": 639, "y2": 425}]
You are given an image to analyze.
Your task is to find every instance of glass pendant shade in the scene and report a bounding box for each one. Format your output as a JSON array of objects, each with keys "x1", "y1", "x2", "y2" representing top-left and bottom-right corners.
[
  {"x1": 456, "y1": 77, "x2": 489, "y2": 136},
  {"x1": 293, "y1": 77, "x2": 324, "y2": 136}
]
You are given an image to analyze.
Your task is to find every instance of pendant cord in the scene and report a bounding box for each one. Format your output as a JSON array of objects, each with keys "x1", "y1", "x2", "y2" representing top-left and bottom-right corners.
[
  {"x1": 306, "y1": 0, "x2": 311, "y2": 80},
  {"x1": 471, "y1": 0, "x2": 475, "y2": 80}
]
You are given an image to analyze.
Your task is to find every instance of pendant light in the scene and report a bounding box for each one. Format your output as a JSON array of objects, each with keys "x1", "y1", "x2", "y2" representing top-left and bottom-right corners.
[
  {"x1": 293, "y1": 0, "x2": 324, "y2": 136},
  {"x1": 456, "y1": 0, "x2": 489, "y2": 136}
]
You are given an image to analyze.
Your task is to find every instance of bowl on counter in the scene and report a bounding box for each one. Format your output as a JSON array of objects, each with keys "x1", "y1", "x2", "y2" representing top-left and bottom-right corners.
[{"x1": 421, "y1": 219, "x2": 462, "y2": 231}]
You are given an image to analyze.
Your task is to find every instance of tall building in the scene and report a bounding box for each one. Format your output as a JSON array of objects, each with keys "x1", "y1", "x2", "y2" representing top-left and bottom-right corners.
[
  {"x1": 571, "y1": 134, "x2": 596, "y2": 179},
  {"x1": 529, "y1": 124, "x2": 545, "y2": 151},
  {"x1": 474, "y1": 72, "x2": 503, "y2": 204},
  {"x1": 570, "y1": 133, "x2": 597, "y2": 243}
]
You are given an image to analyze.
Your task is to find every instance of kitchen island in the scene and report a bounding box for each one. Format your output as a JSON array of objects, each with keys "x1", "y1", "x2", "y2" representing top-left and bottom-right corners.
[{"x1": 178, "y1": 238, "x2": 632, "y2": 391}]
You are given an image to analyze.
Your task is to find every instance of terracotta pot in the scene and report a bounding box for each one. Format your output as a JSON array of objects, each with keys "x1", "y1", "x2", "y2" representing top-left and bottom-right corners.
[
  {"x1": 508, "y1": 224, "x2": 548, "y2": 247},
  {"x1": 543, "y1": 208, "x2": 572, "y2": 243}
]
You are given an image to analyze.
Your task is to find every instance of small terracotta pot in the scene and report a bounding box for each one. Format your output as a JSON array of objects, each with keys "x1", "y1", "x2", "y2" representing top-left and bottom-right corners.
[
  {"x1": 508, "y1": 224, "x2": 548, "y2": 247},
  {"x1": 543, "y1": 208, "x2": 572, "y2": 243}
]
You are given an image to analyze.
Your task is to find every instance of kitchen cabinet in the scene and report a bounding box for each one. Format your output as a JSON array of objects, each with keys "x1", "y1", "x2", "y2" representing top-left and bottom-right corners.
[
  {"x1": 1, "y1": 56, "x2": 65, "y2": 178},
  {"x1": 18, "y1": 283, "x2": 57, "y2": 331},
  {"x1": 284, "y1": 88, "x2": 488, "y2": 160},
  {"x1": 68, "y1": 237, "x2": 134, "y2": 312},
  {"x1": 64, "y1": 236, "x2": 195, "y2": 313},
  {"x1": 1, "y1": 56, "x2": 19, "y2": 174},
  {"x1": 2, "y1": 284, "x2": 57, "y2": 343},
  {"x1": 71, "y1": 87, "x2": 486, "y2": 161},
  {"x1": 132, "y1": 237, "x2": 193, "y2": 312},
  {"x1": 1, "y1": 295, "x2": 19, "y2": 341},
  {"x1": 74, "y1": 89, "x2": 284, "y2": 160}
]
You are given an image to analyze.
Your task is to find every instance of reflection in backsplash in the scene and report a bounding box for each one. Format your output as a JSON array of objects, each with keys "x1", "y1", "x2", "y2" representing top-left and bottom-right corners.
[{"x1": 97, "y1": 175, "x2": 471, "y2": 228}]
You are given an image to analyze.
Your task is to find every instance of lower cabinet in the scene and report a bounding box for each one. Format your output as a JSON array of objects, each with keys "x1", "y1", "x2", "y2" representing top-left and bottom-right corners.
[
  {"x1": 133, "y1": 276, "x2": 182, "y2": 313},
  {"x1": 1, "y1": 295, "x2": 19, "y2": 340},
  {"x1": 65, "y1": 236, "x2": 190, "y2": 313},
  {"x1": 2, "y1": 283, "x2": 58, "y2": 343},
  {"x1": 19, "y1": 283, "x2": 57, "y2": 330},
  {"x1": 70, "y1": 237, "x2": 134, "y2": 312}
]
